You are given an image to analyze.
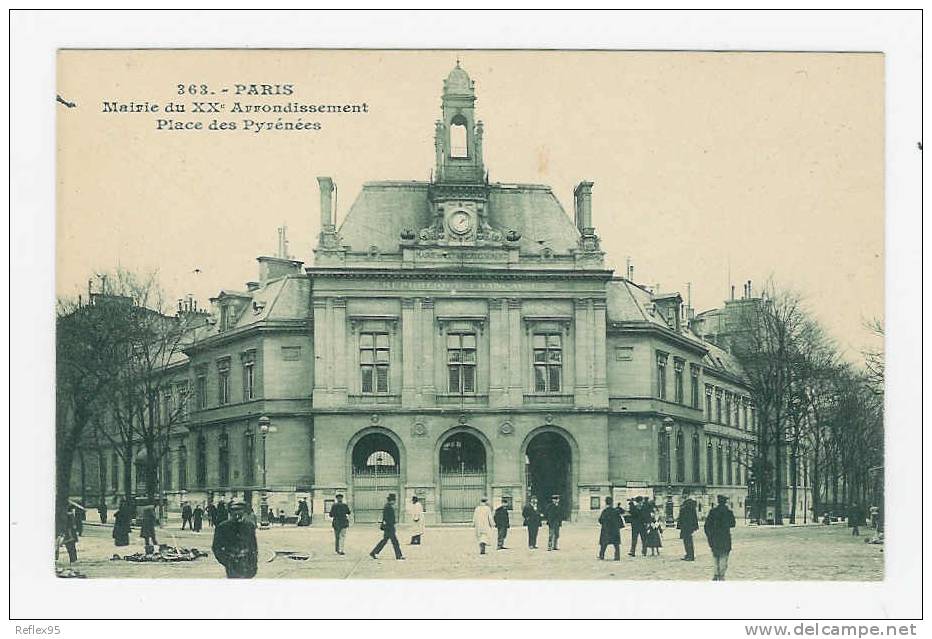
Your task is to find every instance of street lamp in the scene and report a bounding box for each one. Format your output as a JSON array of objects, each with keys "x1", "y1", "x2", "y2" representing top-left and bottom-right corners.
[
  {"x1": 662, "y1": 417, "x2": 675, "y2": 524},
  {"x1": 258, "y1": 415, "x2": 270, "y2": 529}
]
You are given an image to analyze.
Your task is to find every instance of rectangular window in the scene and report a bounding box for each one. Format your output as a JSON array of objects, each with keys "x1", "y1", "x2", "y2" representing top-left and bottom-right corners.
[
  {"x1": 590, "y1": 496, "x2": 601, "y2": 511},
  {"x1": 715, "y1": 389, "x2": 723, "y2": 424},
  {"x1": 195, "y1": 367, "x2": 208, "y2": 410},
  {"x1": 447, "y1": 332, "x2": 477, "y2": 394},
  {"x1": 360, "y1": 332, "x2": 390, "y2": 394},
  {"x1": 533, "y1": 333, "x2": 563, "y2": 393},
  {"x1": 724, "y1": 392, "x2": 732, "y2": 426},
  {"x1": 750, "y1": 406, "x2": 757, "y2": 433},
  {"x1": 706, "y1": 440, "x2": 714, "y2": 485},
  {"x1": 178, "y1": 382, "x2": 189, "y2": 422},
  {"x1": 242, "y1": 350, "x2": 256, "y2": 401},
  {"x1": 690, "y1": 365, "x2": 700, "y2": 408},
  {"x1": 743, "y1": 401, "x2": 749, "y2": 430},
  {"x1": 717, "y1": 443, "x2": 724, "y2": 486},
  {"x1": 162, "y1": 390, "x2": 173, "y2": 426},
  {"x1": 674, "y1": 359, "x2": 684, "y2": 404},
  {"x1": 163, "y1": 452, "x2": 172, "y2": 491},
  {"x1": 178, "y1": 446, "x2": 187, "y2": 490},
  {"x1": 705, "y1": 385, "x2": 713, "y2": 420},
  {"x1": 656, "y1": 353, "x2": 668, "y2": 400},
  {"x1": 615, "y1": 346, "x2": 633, "y2": 361},
  {"x1": 217, "y1": 358, "x2": 231, "y2": 405}
]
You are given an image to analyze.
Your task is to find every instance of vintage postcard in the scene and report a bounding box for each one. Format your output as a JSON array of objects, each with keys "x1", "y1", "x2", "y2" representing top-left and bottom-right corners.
[{"x1": 53, "y1": 48, "x2": 885, "y2": 587}]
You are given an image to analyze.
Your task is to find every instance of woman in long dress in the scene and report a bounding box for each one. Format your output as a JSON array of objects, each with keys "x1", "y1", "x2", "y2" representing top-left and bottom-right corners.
[
  {"x1": 472, "y1": 497, "x2": 495, "y2": 555},
  {"x1": 112, "y1": 499, "x2": 131, "y2": 547}
]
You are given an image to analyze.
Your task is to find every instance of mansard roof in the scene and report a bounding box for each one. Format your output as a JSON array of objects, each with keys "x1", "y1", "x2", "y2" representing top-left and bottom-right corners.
[{"x1": 336, "y1": 181, "x2": 582, "y2": 256}]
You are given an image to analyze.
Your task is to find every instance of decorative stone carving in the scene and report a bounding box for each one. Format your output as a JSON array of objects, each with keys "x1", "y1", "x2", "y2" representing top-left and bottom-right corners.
[
  {"x1": 370, "y1": 414, "x2": 380, "y2": 425},
  {"x1": 544, "y1": 413, "x2": 554, "y2": 425},
  {"x1": 499, "y1": 421, "x2": 514, "y2": 436},
  {"x1": 412, "y1": 421, "x2": 428, "y2": 437},
  {"x1": 458, "y1": 414, "x2": 468, "y2": 425}
]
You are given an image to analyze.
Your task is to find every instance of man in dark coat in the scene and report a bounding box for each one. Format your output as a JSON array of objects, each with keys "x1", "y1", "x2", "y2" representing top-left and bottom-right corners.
[
  {"x1": 329, "y1": 493, "x2": 351, "y2": 555},
  {"x1": 215, "y1": 500, "x2": 228, "y2": 525},
  {"x1": 494, "y1": 502, "x2": 510, "y2": 550},
  {"x1": 848, "y1": 503, "x2": 865, "y2": 536},
  {"x1": 598, "y1": 496, "x2": 623, "y2": 560},
  {"x1": 704, "y1": 494, "x2": 736, "y2": 581},
  {"x1": 181, "y1": 502, "x2": 193, "y2": 530},
  {"x1": 628, "y1": 496, "x2": 648, "y2": 557},
  {"x1": 522, "y1": 496, "x2": 542, "y2": 549},
  {"x1": 369, "y1": 493, "x2": 404, "y2": 560},
  {"x1": 98, "y1": 502, "x2": 108, "y2": 525},
  {"x1": 206, "y1": 502, "x2": 217, "y2": 527},
  {"x1": 212, "y1": 500, "x2": 259, "y2": 578},
  {"x1": 192, "y1": 503, "x2": 204, "y2": 533},
  {"x1": 544, "y1": 494, "x2": 564, "y2": 551},
  {"x1": 60, "y1": 509, "x2": 79, "y2": 563},
  {"x1": 677, "y1": 490, "x2": 700, "y2": 561},
  {"x1": 139, "y1": 504, "x2": 159, "y2": 549}
]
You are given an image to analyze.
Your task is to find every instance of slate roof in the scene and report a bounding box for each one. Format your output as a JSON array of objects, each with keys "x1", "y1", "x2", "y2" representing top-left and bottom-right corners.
[{"x1": 336, "y1": 181, "x2": 582, "y2": 255}]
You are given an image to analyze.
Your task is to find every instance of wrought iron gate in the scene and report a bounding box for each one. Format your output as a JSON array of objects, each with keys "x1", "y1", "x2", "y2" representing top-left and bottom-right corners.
[
  {"x1": 440, "y1": 469, "x2": 487, "y2": 523},
  {"x1": 351, "y1": 467, "x2": 401, "y2": 523}
]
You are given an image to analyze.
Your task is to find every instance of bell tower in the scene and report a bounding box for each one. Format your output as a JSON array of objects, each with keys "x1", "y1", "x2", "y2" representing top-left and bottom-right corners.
[{"x1": 434, "y1": 61, "x2": 485, "y2": 185}]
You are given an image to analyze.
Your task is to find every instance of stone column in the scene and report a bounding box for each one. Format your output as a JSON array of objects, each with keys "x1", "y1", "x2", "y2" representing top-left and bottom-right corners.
[
  {"x1": 401, "y1": 298, "x2": 417, "y2": 406},
  {"x1": 574, "y1": 298, "x2": 592, "y2": 408},
  {"x1": 420, "y1": 298, "x2": 436, "y2": 403},
  {"x1": 488, "y1": 298, "x2": 508, "y2": 407},
  {"x1": 592, "y1": 298, "x2": 608, "y2": 407},
  {"x1": 507, "y1": 298, "x2": 523, "y2": 405},
  {"x1": 331, "y1": 297, "x2": 348, "y2": 403},
  {"x1": 312, "y1": 298, "x2": 330, "y2": 406}
]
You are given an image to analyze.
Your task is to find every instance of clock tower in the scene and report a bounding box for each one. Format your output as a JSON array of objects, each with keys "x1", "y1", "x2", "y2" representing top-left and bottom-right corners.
[{"x1": 420, "y1": 61, "x2": 507, "y2": 247}]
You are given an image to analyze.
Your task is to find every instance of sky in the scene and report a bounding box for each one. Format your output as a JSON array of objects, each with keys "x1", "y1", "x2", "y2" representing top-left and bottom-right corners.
[{"x1": 57, "y1": 50, "x2": 884, "y2": 359}]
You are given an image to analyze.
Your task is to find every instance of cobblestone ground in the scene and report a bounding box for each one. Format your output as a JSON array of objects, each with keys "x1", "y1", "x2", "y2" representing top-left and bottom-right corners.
[{"x1": 57, "y1": 520, "x2": 883, "y2": 581}]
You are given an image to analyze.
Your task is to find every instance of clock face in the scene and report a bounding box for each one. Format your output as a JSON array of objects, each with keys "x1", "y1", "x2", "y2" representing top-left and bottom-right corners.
[{"x1": 449, "y1": 210, "x2": 472, "y2": 234}]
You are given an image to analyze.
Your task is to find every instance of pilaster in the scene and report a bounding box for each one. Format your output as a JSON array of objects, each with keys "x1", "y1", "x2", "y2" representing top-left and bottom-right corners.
[
  {"x1": 574, "y1": 297, "x2": 592, "y2": 408},
  {"x1": 507, "y1": 298, "x2": 523, "y2": 404},
  {"x1": 488, "y1": 298, "x2": 508, "y2": 407},
  {"x1": 401, "y1": 298, "x2": 417, "y2": 405}
]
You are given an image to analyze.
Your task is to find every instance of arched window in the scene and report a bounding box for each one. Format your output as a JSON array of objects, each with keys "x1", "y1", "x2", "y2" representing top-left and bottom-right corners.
[
  {"x1": 449, "y1": 114, "x2": 468, "y2": 158},
  {"x1": 658, "y1": 431, "x2": 670, "y2": 483},
  {"x1": 218, "y1": 432, "x2": 230, "y2": 487},
  {"x1": 178, "y1": 445, "x2": 187, "y2": 490},
  {"x1": 726, "y1": 442, "x2": 733, "y2": 485},
  {"x1": 706, "y1": 439, "x2": 714, "y2": 485},
  {"x1": 675, "y1": 430, "x2": 685, "y2": 483},
  {"x1": 196, "y1": 434, "x2": 207, "y2": 488},
  {"x1": 691, "y1": 431, "x2": 701, "y2": 483},
  {"x1": 243, "y1": 430, "x2": 255, "y2": 485}
]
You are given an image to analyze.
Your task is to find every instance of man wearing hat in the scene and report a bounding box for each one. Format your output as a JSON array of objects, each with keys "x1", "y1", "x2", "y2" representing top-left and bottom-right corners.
[
  {"x1": 212, "y1": 500, "x2": 259, "y2": 578},
  {"x1": 704, "y1": 494, "x2": 736, "y2": 581},
  {"x1": 369, "y1": 493, "x2": 404, "y2": 560},
  {"x1": 677, "y1": 489, "x2": 700, "y2": 561},
  {"x1": 329, "y1": 493, "x2": 351, "y2": 555},
  {"x1": 543, "y1": 494, "x2": 564, "y2": 551},
  {"x1": 472, "y1": 496, "x2": 495, "y2": 555},
  {"x1": 627, "y1": 496, "x2": 648, "y2": 557}
]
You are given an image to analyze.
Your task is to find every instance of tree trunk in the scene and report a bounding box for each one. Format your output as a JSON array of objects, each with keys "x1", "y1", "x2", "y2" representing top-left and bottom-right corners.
[{"x1": 789, "y1": 450, "x2": 799, "y2": 524}]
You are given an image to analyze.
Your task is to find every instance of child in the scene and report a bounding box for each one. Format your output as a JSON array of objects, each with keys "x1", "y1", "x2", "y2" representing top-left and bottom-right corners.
[{"x1": 645, "y1": 512, "x2": 664, "y2": 556}]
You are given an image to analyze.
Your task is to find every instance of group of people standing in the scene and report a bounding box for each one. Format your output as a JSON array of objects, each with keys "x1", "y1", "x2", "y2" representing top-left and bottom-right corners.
[{"x1": 473, "y1": 494, "x2": 565, "y2": 554}]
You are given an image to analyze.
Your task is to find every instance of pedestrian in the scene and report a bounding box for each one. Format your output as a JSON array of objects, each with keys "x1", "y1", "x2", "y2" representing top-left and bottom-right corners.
[
  {"x1": 215, "y1": 499, "x2": 228, "y2": 525},
  {"x1": 98, "y1": 502, "x2": 108, "y2": 525},
  {"x1": 112, "y1": 499, "x2": 132, "y2": 547},
  {"x1": 73, "y1": 503, "x2": 84, "y2": 536},
  {"x1": 598, "y1": 496, "x2": 623, "y2": 561},
  {"x1": 472, "y1": 496, "x2": 495, "y2": 555},
  {"x1": 192, "y1": 503, "x2": 204, "y2": 533},
  {"x1": 181, "y1": 501, "x2": 193, "y2": 530},
  {"x1": 296, "y1": 497, "x2": 311, "y2": 527},
  {"x1": 207, "y1": 501, "x2": 217, "y2": 527},
  {"x1": 848, "y1": 503, "x2": 865, "y2": 536},
  {"x1": 59, "y1": 508, "x2": 79, "y2": 563},
  {"x1": 677, "y1": 489, "x2": 699, "y2": 561},
  {"x1": 645, "y1": 511, "x2": 663, "y2": 556},
  {"x1": 243, "y1": 503, "x2": 258, "y2": 527},
  {"x1": 704, "y1": 494, "x2": 736, "y2": 581},
  {"x1": 628, "y1": 496, "x2": 648, "y2": 557},
  {"x1": 544, "y1": 494, "x2": 564, "y2": 551},
  {"x1": 408, "y1": 496, "x2": 425, "y2": 546},
  {"x1": 329, "y1": 493, "x2": 351, "y2": 555},
  {"x1": 278, "y1": 509, "x2": 286, "y2": 526},
  {"x1": 212, "y1": 500, "x2": 259, "y2": 578},
  {"x1": 139, "y1": 504, "x2": 159, "y2": 550},
  {"x1": 522, "y1": 496, "x2": 542, "y2": 549},
  {"x1": 370, "y1": 493, "x2": 404, "y2": 560},
  {"x1": 494, "y1": 502, "x2": 510, "y2": 550}
]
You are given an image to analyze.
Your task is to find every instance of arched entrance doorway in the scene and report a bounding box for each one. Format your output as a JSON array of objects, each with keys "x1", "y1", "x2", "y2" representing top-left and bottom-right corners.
[
  {"x1": 438, "y1": 430, "x2": 488, "y2": 522},
  {"x1": 525, "y1": 430, "x2": 573, "y2": 513},
  {"x1": 350, "y1": 431, "x2": 401, "y2": 523}
]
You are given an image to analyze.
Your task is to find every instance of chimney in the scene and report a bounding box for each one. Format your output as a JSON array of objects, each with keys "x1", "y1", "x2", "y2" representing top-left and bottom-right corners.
[
  {"x1": 731, "y1": 285, "x2": 735, "y2": 301},
  {"x1": 747, "y1": 280, "x2": 752, "y2": 298},
  {"x1": 318, "y1": 176, "x2": 334, "y2": 230},
  {"x1": 573, "y1": 181, "x2": 594, "y2": 232}
]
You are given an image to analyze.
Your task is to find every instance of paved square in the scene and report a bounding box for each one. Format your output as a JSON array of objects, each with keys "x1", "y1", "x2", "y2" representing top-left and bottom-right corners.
[{"x1": 58, "y1": 520, "x2": 883, "y2": 581}]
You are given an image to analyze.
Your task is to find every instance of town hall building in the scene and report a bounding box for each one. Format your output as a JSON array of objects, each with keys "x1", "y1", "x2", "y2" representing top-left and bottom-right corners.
[{"x1": 76, "y1": 63, "x2": 778, "y2": 526}]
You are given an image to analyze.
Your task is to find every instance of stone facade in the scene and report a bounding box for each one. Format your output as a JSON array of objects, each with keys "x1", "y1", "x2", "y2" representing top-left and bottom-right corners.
[{"x1": 74, "y1": 64, "x2": 811, "y2": 525}]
